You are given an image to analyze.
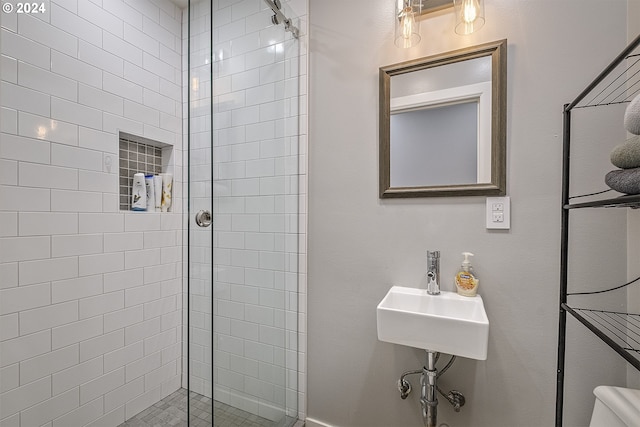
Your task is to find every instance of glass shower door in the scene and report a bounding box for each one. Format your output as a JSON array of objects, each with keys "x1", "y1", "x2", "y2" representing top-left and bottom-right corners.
[{"x1": 188, "y1": 0, "x2": 300, "y2": 425}]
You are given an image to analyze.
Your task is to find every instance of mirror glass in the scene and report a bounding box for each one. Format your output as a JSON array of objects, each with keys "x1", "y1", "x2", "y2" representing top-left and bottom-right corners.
[{"x1": 380, "y1": 40, "x2": 506, "y2": 198}]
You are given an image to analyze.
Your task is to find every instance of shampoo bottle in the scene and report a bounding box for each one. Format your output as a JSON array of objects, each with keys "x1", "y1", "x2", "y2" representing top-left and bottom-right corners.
[
  {"x1": 144, "y1": 174, "x2": 155, "y2": 212},
  {"x1": 454, "y1": 252, "x2": 479, "y2": 297},
  {"x1": 131, "y1": 173, "x2": 147, "y2": 211},
  {"x1": 153, "y1": 175, "x2": 163, "y2": 212}
]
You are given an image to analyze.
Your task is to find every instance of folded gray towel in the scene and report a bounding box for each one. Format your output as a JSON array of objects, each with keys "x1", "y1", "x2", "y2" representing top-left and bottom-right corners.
[
  {"x1": 605, "y1": 167, "x2": 640, "y2": 194},
  {"x1": 625, "y1": 94, "x2": 640, "y2": 135},
  {"x1": 610, "y1": 137, "x2": 640, "y2": 169}
]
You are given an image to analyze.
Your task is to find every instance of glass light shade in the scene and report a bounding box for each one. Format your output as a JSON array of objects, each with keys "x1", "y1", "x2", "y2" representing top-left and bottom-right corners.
[
  {"x1": 394, "y1": 1, "x2": 422, "y2": 48},
  {"x1": 454, "y1": 0, "x2": 485, "y2": 35}
]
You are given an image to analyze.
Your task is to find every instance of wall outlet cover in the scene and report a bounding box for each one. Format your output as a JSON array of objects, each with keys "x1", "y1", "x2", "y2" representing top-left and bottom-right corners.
[{"x1": 486, "y1": 196, "x2": 510, "y2": 229}]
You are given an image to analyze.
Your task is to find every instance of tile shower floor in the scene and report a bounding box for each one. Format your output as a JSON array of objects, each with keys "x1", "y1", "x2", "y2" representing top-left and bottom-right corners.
[{"x1": 118, "y1": 388, "x2": 275, "y2": 427}]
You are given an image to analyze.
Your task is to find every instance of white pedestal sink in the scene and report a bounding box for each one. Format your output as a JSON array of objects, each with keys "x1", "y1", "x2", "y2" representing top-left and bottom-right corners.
[{"x1": 376, "y1": 286, "x2": 489, "y2": 360}]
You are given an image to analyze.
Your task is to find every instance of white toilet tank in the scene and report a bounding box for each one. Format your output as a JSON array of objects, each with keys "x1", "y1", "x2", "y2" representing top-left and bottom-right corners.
[{"x1": 589, "y1": 386, "x2": 640, "y2": 427}]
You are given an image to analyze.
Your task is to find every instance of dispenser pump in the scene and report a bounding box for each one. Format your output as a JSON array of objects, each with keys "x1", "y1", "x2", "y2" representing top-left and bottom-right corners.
[{"x1": 461, "y1": 252, "x2": 474, "y2": 270}]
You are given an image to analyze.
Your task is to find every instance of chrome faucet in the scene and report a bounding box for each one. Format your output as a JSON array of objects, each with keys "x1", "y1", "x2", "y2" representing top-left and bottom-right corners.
[{"x1": 426, "y1": 251, "x2": 440, "y2": 295}]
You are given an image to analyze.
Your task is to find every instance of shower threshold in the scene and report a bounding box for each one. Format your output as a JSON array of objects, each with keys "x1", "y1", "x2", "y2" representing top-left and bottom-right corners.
[{"x1": 118, "y1": 388, "x2": 277, "y2": 427}]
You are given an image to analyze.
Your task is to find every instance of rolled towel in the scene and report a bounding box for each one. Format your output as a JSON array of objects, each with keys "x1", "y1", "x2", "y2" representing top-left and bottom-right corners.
[
  {"x1": 610, "y1": 137, "x2": 640, "y2": 169},
  {"x1": 605, "y1": 167, "x2": 640, "y2": 195},
  {"x1": 625, "y1": 93, "x2": 640, "y2": 135}
]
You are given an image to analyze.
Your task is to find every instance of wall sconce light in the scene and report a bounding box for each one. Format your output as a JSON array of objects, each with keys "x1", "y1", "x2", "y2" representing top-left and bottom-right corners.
[
  {"x1": 394, "y1": 0, "x2": 485, "y2": 48},
  {"x1": 394, "y1": 0, "x2": 422, "y2": 48},
  {"x1": 453, "y1": 0, "x2": 485, "y2": 35}
]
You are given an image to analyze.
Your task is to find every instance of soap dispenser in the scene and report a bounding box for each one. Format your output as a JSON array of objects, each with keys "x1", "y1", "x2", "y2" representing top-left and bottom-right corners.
[{"x1": 454, "y1": 252, "x2": 479, "y2": 297}]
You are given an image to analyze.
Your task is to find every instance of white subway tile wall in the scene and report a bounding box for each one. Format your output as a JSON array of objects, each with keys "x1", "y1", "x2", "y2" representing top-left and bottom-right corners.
[{"x1": 0, "y1": 1, "x2": 184, "y2": 427}]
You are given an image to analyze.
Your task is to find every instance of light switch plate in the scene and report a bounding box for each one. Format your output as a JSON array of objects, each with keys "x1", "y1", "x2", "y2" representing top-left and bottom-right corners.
[{"x1": 486, "y1": 196, "x2": 510, "y2": 229}]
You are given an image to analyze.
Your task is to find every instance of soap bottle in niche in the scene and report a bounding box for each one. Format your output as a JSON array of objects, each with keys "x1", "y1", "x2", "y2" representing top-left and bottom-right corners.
[
  {"x1": 454, "y1": 252, "x2": 479, "y2": 297},
  {"x1": 131, "y1": 173, "x2": 147, "y2": 211}
]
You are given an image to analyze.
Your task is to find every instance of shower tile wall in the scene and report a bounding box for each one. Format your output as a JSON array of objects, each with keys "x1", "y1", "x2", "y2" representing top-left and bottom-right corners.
[{"x1": 0, "y1": 1, "x2": 184, "y2": 426}]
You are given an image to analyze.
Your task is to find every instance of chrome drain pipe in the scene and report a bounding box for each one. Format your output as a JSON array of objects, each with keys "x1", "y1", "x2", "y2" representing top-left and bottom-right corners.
[
  {"x1": 396, "y1": 351, "x2": 464, "y2": 426},
  {"x1": 421, "y1": 351, "x2": 438, "y2": 427}
]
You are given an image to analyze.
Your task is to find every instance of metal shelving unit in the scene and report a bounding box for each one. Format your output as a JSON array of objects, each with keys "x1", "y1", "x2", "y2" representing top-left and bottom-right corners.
[{"x1": 555, "y1": 33, "x2": 640, "y2": 427}]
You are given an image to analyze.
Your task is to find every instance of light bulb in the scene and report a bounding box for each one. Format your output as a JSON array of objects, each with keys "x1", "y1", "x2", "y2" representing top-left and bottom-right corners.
[
  {"x1": 462, "y1": 0, "x2": 477, "y2": 23},
  {"x1": 394, "y1": 2, "x2": 420, "y2": 48},
  {"x1": 454, "y1": 0, "x2": 485, "y2": 35},
  {"x1": 401, "y1": 7, "x2": 415, "y2": 41}
]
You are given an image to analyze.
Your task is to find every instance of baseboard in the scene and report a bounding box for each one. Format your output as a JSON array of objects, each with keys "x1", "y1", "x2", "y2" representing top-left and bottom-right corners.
[{"x1": 304, "y1": 418, "x2": 334, "y2": 427}]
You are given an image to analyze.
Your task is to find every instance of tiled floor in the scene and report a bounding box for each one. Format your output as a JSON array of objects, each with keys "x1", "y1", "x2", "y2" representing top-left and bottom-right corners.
[{"x1": 118, "y1": 388, "x2": 277, "y2": 427}]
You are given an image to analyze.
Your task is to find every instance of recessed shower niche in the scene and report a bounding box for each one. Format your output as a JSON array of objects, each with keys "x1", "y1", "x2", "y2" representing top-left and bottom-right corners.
[{"x1": 118, "y1": 131, "x2": 173, "y2": 212}]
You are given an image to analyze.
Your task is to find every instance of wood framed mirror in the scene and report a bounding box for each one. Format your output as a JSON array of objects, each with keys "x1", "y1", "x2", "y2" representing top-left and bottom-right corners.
[{"x1": 379, "y1": 39, "x2": 507, "y2": 198}]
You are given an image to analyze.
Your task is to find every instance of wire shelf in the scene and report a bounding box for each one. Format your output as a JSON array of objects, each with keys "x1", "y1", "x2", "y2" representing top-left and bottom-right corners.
[
  {"x1": 563, "y1": 304, "x2": 640, "y2": 371},
  {"x1": 573, "y1": 54, "x2": 640, "y2": 109},
  {"x1": 567, "y1": 35, "x2": 640, "y2": 110},
  {"x1": 564, "y1": 194, "x2": 640, "y2": 209}
]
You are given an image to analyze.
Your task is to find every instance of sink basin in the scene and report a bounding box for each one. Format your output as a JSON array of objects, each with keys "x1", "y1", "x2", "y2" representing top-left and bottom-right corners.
[{"x1": 376, "y1": 286, "x2": 489, "y2": 360}]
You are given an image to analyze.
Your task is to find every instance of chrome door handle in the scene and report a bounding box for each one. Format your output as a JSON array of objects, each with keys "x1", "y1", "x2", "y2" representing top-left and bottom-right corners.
[{"x1": 195, "y1": 210, "x2": 212, "y2": 227}]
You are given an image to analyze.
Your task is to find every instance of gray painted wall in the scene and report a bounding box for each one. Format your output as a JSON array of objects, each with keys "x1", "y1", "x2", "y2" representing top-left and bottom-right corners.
[{"x1": 307, "y1": 1, "x2": 630, "y2": 426}]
